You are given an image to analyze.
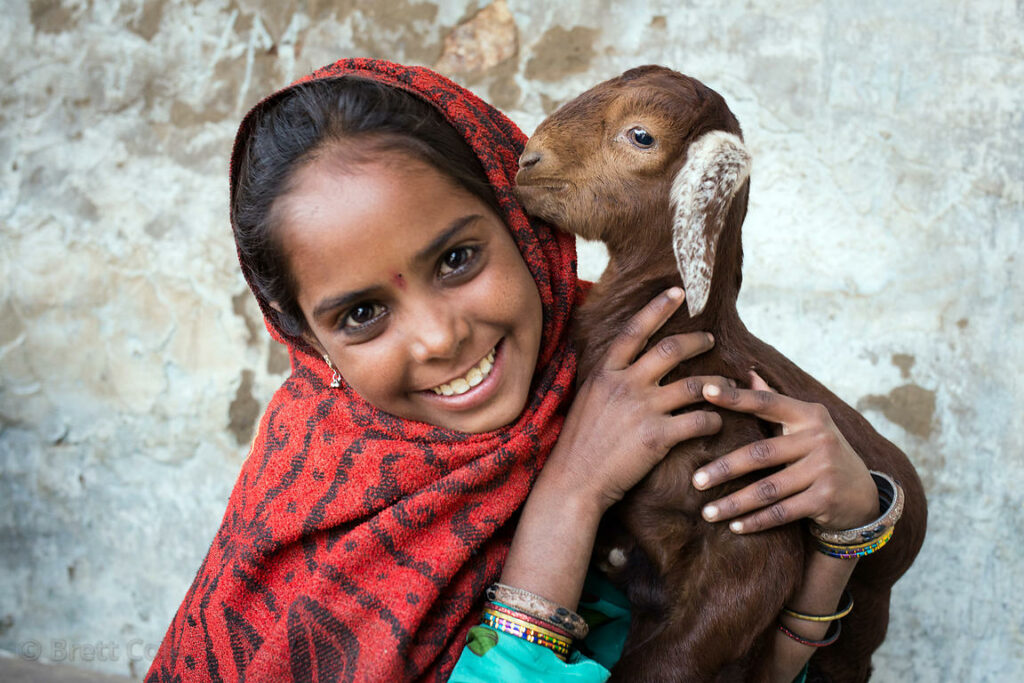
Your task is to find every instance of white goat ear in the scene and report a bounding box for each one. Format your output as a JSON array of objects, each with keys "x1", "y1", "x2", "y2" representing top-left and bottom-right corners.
[{"x1": 670, "y1": 131, "x2": 752, "y2": 317}]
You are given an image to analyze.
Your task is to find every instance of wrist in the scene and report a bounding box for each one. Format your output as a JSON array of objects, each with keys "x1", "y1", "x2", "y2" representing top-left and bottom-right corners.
[
  {"x1": 529, "y1": 462, "x2": 606, "y2": 527},
  {"x1": 785, "y1": 546, "x2": 858, "y2": 616},
  {"x1": 810, "y1": 471, "x2": 904, "y2": 557},
  {"x1": 534, "y1": 441, "x2": 613, "y2": 519}
]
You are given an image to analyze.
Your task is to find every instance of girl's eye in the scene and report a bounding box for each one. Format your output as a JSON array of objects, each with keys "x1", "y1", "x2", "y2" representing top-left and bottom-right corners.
[
  {"x1": 342, "y1": 302, "x2": 386, "y2": 330},
  {"x1": 629, "y1": 127, "x2": 655, "y2": 148},
  {"x1": 438, "y1": 246, "x2": 478, "y2": 277}
]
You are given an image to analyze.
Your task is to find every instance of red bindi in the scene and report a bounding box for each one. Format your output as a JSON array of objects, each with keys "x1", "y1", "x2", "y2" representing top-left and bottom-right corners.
[{"x1": 391, "y1": 272, "x2": 406, "y2": 289}]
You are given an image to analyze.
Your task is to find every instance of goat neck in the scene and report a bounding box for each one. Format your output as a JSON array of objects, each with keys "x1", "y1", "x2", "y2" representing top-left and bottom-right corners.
[{"x1": 579, "y1": 189, "x2": 749, "y2": 377}]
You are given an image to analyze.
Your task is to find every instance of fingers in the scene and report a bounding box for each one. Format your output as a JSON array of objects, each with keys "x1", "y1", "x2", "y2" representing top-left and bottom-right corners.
[
  {"x1": 698, "y1": 460, "x2": 817, "y2": 534},
  {"x1": 630, "y1": 331, "x2": 716, "y2": 383},
  {"x1": 665, "y1": 410, "x2": 723, "y2": 445},
  {"x1": 701, "y1": 382, "x2": 811, "y2": 426},
  {"x1": 692, "y1": 431, "x2": 818, "y2": 490},
  {"x1": 603, "y1": 287, "x2": 686, "y2": 370},
  {"x1": 722, "y1": 490, "x2": 820, "y2": 534},
  {"x1": 633, "y1": 410, "x2": 723, "y2": 456},
  {"x1": 657, "y1": 375, "x2": 735, "y2": 412},
  {"x1": 747, "y1": 370, "x2": 775, "y2": 393}
]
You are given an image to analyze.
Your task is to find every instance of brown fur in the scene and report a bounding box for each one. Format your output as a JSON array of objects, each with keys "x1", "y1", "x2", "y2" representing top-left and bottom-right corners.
[{"x1": 515, "y1": 66, "x2": 926, "y2": 682}]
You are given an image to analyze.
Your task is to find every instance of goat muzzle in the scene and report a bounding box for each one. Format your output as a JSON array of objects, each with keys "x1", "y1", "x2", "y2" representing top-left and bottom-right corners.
[{"x1": 518, "y1": 150, "x2": 542, "y2": 170}]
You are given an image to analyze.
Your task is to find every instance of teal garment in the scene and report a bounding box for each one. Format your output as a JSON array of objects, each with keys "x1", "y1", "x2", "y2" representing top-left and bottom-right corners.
[
  {"x1": 449, "y1": 572, "x2": 809, "y2": 683},
  {"x1": 450, "y1": 572, "x2": 628, "y2": 682}
]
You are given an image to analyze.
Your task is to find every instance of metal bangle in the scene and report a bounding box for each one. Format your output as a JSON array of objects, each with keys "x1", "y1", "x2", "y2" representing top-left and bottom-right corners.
[
  {"x1": 486, "y1": 583, "x2": 590, "y2": 639},
  {"x1": 808, "y1": 471, "x2": 905, "y2": 545},
  {"x1": 777, "y1": 619, "x2": 842, "y2": 648},
  {"x1": 782, "y1": 590, "x2": 854, "y2": 623}
]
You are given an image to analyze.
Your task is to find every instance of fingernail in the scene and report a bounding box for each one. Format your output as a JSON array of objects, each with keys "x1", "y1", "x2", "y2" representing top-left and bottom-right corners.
[
  {"x1": 705, "y1": 384, "x2": 721, "y2": 397},
  {"x1": 730, "y1": 521, "x2": 744, "y2": 533},
  {"x1": 727, "y1": 379, "x2": 737, "y2": 387},
  {"x1": 693, "y1": 471, "x2": 709, "y2": 488},
  {"x1": 702, "y1": 505, "x2": 718, "y2": 520},
  {"x1": 667, "y1": 287, "x2": 683, "y2": 300},
  {"x1": 706, "y1": 332, "x2": 714, "y2": 344}
]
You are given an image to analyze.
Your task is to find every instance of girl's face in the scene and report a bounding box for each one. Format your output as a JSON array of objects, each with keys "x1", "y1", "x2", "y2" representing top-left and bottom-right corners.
[{"x1": 277, "y1": 152, "x2": 544, "y2": 434}]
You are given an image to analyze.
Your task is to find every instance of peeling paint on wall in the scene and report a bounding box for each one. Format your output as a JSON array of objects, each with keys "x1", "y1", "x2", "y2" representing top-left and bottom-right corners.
[
  {"x1": 859, "y1": 384, "x2": 937, "y2": 439},
  {"x1": 525, "y1": 25, "x2": 600, "y2": 81},
  {"x1": 435, "y1": 0, "x2": 518, "y2": 76}
]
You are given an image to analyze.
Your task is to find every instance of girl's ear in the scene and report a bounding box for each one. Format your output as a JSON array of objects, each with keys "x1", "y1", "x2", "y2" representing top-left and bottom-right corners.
[{"x1": 669, "y1": 131, "x2": 751, "y2": 317}]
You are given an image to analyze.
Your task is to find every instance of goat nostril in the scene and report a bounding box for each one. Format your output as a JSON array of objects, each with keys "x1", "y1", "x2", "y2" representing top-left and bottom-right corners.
[{"x1": 519, "y1": 151, "x2": 542, "y2": 170}]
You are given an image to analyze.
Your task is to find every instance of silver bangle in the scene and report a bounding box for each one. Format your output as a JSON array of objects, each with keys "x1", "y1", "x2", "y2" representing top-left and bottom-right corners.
[
  {"x1": 809, "y1": 471, "x2": 905, "y2": 545},
  {"x1": 485, "y1": 583, "x2": 590, "y2": 639}
]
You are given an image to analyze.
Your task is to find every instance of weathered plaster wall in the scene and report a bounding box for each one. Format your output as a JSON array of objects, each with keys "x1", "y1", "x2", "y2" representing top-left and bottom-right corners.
[{"x1": 1, "y1": 0, "x2": 1021, "y2": 679}]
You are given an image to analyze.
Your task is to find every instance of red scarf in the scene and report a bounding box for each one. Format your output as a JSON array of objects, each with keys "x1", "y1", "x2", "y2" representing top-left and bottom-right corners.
[{"x1": 147, "y1": 59, "x2": 581, "y2": 682}]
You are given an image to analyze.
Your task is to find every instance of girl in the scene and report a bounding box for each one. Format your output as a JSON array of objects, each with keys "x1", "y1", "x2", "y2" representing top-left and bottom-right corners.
[{"x1": 147, "y1": 59, "x2": 923, "y2": 682}]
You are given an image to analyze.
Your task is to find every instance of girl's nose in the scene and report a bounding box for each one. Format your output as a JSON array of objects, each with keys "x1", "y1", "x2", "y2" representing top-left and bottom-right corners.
[{"x1": 407, "y1": 300, "x2": 469, "y2": 363}]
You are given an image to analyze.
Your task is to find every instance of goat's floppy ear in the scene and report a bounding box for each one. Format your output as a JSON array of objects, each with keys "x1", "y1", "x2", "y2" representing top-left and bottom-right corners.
[{"x1": 670, "y1": 130, "x2": 751, "y2": 317}]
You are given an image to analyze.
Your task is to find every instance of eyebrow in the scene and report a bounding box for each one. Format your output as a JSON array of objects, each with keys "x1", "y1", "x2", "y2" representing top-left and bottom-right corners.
[
  {"x1": 413, "y1": 214, "x2": 483, "y2": 265},
  {"x1": 311, "y1": 214, "x2": 484, "y2": 321}
]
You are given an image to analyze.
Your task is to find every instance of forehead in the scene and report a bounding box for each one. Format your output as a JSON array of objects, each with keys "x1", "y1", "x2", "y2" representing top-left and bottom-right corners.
[{"x1": 275, "y1": 155, "x2": 489, "y2": 289}]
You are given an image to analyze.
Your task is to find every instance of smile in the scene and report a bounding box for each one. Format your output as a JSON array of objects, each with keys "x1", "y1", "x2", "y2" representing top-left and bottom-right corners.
[{"x1": 430, "y1": 347, "x2": 497, "y2": 396}]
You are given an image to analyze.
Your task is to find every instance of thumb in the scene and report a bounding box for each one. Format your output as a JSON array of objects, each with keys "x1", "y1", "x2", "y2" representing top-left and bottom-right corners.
[{"x1": 748, "y1": 369, "x2": 776, "y2": 393}]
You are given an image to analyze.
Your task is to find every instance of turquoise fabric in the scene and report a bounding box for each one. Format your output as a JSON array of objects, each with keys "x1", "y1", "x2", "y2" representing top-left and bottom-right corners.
[
  {"x1": 450, "y1": 573, "x2": 627, "y2": 682},
  {"x1": 449, "y1": 572, "x2": 810, "y2": 682}
]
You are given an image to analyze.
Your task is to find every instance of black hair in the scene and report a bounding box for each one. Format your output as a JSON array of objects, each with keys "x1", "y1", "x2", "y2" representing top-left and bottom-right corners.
[{"x1": 232, "y1": 77, "x2": 500, "y2": 338}]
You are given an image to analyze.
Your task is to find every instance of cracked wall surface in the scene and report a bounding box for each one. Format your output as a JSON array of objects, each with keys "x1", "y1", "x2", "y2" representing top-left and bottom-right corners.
[{"x1": 1, "y1": 0, "x2": 1022, "y2": 679}]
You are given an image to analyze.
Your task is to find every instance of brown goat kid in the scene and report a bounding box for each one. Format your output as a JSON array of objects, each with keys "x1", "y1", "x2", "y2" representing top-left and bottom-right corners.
[{"x1": 515, "y1": 66, "x2": 926, "y2": 682}]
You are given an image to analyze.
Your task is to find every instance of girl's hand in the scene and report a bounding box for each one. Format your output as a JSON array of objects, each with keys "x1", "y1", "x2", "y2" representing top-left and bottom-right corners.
[
  {"x1": 693, "y1": 372, "x2": 879, "y2": 533},
  {"x1": 546, "y1": 287, "x2": 725, "y2": 513}
]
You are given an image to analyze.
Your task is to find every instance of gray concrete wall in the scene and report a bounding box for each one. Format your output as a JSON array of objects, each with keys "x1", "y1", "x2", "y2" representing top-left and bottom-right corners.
[{"x1": 1, "y1": 0, "x2": 1021, "y2": 679}]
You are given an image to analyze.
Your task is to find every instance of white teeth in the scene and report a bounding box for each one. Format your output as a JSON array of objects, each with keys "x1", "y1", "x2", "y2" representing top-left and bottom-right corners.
[{"x1": 430, "y1": 346, "x2": 497, "y2": 396}]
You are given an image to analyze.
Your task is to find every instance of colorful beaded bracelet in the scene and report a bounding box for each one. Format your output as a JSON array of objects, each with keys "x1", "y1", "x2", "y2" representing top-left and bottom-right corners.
[
  {"x1": 486, "y1": 583, "x2": 590, "y2": 639},
  {"x1": 482, "y1": 607, "x2": 570, "y2": 643},
  {"x1": 481, "y1": 608, "x2": 572, "y2": 660},
  {"x1": 816, "y1": 526, "x2": 894, "y2": 559},
  {"x1": 487, "y1": 601, "x2": 574, "y2": 639},
  {"x1": 777, "y1": 618, "x2": 842, "y2": 647},
  {"x1": 809, "y1": 471, "x2": 905, "y2": 545},
  {"x1": 781, "y1": 590, "x2": 854, "y2": 623}
]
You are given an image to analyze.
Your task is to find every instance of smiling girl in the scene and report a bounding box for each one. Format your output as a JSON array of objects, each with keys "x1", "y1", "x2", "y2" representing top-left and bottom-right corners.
[{"x1": 147, "y1": 59, "x2": 923, "y2": 683}]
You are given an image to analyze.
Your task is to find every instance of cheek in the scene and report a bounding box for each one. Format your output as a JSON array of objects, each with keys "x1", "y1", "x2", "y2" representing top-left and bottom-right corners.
[
  {"x1": 334, "y1": 344, "x2": 407, "y2": 404},
  {"x1": 489, "y1": 251, "x2": 542, "y2": 325},
  {"x1": 504, "y1": 263, "x2": 544, "y2": 361}
]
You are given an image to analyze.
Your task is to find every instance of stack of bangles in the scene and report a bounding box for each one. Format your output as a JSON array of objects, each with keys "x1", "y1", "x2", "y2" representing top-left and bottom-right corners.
[
  {"x1": 481, "y1": 583, "x2": 590, "y2": 661},
  {"x1": 777, "y1": 471, "x2": 905, "y2": 648}
]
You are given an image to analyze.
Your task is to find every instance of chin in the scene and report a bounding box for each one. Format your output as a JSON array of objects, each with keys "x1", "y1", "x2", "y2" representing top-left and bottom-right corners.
[{"x1": 449, "y1": 402, "x2": 525, "y2": 434}]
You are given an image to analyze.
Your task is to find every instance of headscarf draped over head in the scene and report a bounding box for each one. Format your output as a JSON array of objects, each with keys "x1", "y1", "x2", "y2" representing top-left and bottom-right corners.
[{"x1": 147, "y1": 59, "x2": 582, "y2": 682}]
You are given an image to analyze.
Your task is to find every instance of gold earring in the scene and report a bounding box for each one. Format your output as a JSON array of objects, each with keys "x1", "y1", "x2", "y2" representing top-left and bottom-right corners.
[{"x1": 323, "y1": 354, "x2": 342, "y2": 389}]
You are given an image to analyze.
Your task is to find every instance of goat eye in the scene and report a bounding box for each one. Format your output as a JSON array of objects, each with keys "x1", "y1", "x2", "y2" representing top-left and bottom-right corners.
[{"x1": 629, "y1": 127, "x2": 655, "y2": 148}]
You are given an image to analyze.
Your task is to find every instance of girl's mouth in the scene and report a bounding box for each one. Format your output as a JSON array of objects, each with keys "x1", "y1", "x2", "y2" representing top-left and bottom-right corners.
[
  {"x1": 430, "y1": 345, "x2": 497, "y2": 396},
  {"x1": 420, "y1": 339, "x2": 506, "y2": 411}
]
